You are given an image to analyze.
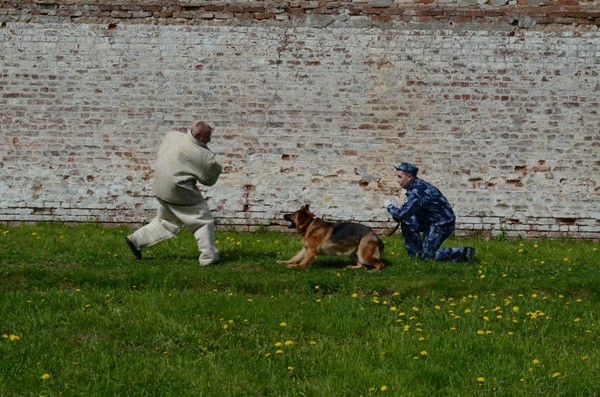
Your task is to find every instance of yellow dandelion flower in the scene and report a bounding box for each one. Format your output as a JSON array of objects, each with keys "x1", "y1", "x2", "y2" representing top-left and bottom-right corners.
[
  {"x1": 41, "y1": 373, "x2": 51, "y2": 380},
  {"x1": 477, "y1": 377, "x2": 485, "y2": 383},
  {"x1": 9, "y1": 335, "x2": 20, "y2": 341},
  {"x1": 513, "y1": 306, "x2": 519, "y2": 313},
  {"x1": 275, "y1": 349, "x2": 284, "y2": 354},
  {"x1": 279, "y1": 322, "x2": 287, "y2": 327},
  {"x1": 551, "y1": 372, "x2": 561, "y2": 378},
  {"x1": 434, "y1": 305, "x2": 441, "y2": 310},
  {"x1": 309, "y1": 341, "x2": 317, "y2": 345},
  {"x1": 287, "y1": 366, "x2": 294, "y2": 371},
  {"x1": 284, "y1": 340, "x2": 293, "y2": 346},
  {"x1": 532, "y1": 359, "x2": 540, "y2": 364},
  {"x1": 380, "y1": 385, "x2": 388, "y2": 391},
  {"x1": 420, "y1": 350, "x2": 428, "y2": 356},
  {"x1": 275, "y1": 342, "x2": 283, "y2": 347},
  {"x1": 390, "y1": 306, "x2": 397, "y2": 312},
  {"x1": 477, "y1": 330, "x2": 485, "y2": 335},
  {"x1": 351, "y1": 293, "x2": 358, "y2": 298},
  {"x1": 223, "y1": 324, "x2": 228, "y2": 330}
]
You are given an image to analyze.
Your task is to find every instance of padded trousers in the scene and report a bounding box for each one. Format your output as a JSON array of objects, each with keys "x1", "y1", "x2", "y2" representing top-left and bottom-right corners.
[{"x1": 127, "y1": 198, "x2": 219, "y2": 265}]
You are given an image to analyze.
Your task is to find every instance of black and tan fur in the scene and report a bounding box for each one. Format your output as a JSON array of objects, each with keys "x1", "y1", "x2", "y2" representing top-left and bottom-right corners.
[{"x1": 278, "y1": 205, "x2": 384, "y2": 271}]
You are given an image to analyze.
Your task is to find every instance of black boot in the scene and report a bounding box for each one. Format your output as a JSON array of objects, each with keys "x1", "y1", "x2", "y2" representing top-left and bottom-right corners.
[{"x1": 462, "y1": 247, "x2": 475, "y2": 263}]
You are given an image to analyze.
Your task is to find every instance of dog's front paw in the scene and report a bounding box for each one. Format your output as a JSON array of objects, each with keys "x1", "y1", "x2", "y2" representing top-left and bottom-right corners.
[{"x1": 287, "y1": 263, "x2": 302, "y2": 269}]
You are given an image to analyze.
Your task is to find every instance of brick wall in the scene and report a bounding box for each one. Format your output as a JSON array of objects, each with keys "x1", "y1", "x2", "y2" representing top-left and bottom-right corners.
[{"x1": 1, "y1": 1, "x2": 599, "y2": 239}]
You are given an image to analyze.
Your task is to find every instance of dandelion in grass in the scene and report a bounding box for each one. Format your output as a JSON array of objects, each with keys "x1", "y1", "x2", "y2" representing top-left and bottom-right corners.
[
  {"x1": 284, "y1": 340, "x2": 293, "y2": 346},
  {"x1": 420, "y1": 350, "x2": 428, "y2": 356},
  {"x1": 275, "y1": 342, "x2": 283, "y2": 347},
  {"x1": 477, "y1": 377, "x2": 485, "y2": 383},
  {"x1": 276, "y1": 349, "x2": 284, "y2": 354},
  {"x1": 279, "y1": 322, "x2": 287, "y2": 327},
  {"x1": 352, "y1": 293, "x2": 358, "y2": 298},
  {"x1": 532, "y1": 359, "x2": 540, "y2": 365},
  {"x1": 552, "y1": 372, "x2": 561, "y2": 379},
  {"x1": 380, "y1": 385, "x2": 388, "y2": 391},
  {"x1": 9, "y1": 334, "x2": 20, "y2": 341},
  {"x1": 41, "y1": 373, "x2": 51, "y2": 380}
]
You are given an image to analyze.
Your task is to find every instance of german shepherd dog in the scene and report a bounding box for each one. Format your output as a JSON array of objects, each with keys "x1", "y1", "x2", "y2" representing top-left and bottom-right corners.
[{"x1": 278, "y1": 205, "x2": 384, "y2": 271}]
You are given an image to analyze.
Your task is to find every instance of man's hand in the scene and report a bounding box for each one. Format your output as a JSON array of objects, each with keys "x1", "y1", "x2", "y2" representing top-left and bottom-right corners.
[{"x1": 382, "y1": 199, "x2": 393, "y2": 208}]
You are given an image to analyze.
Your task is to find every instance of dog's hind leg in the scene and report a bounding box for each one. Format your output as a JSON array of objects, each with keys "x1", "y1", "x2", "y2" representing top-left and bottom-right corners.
[{"x1": 358, "y1": 239, "x2": 385, "y2": 272}]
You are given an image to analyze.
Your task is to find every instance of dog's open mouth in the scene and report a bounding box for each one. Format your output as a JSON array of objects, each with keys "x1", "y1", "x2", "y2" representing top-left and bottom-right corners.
[{"x1": 283, "y1": 214, "x2": 296, "y2": 229}]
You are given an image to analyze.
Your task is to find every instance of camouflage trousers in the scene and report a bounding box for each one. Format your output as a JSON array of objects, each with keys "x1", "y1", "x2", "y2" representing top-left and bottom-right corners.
[{"x1": 400, "y1": 218, "x2": 464, "y2": 261}]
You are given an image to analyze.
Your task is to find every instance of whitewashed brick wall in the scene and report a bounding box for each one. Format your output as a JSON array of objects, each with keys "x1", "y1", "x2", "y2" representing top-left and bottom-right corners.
[{"x1": 1, "y1": 3, "x2": 599, "y2": 239}]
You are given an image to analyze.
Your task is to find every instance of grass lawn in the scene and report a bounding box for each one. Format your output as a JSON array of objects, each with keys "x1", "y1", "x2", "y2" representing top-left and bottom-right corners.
[{"x1": 1, "y1": 223, "x2": 599, "y2": 396}]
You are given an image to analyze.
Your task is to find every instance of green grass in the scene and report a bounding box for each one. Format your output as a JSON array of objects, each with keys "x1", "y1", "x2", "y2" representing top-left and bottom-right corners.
[{"x1": 1, "y1": 223, "x2": 599, "y2": 396}]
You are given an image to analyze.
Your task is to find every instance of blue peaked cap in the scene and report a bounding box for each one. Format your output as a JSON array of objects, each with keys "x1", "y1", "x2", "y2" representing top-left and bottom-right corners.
[{"x1": 394, "y1": 162, "x2": 419, "y2": 176}]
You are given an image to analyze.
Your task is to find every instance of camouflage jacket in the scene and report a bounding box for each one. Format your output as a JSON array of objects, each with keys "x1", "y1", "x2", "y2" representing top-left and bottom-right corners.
[{"x1": 386, "y1": 178, "x2": 455, "y2": 227}]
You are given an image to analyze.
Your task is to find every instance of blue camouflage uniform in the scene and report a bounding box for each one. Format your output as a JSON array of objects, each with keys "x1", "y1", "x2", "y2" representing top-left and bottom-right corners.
[{"x1": 385, "y1": 174, "x2": 466, "y2": 261}]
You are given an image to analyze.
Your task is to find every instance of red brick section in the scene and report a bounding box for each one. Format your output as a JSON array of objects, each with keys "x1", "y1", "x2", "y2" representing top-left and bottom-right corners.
[{"x1": 1, "y1": 1, "x2": 599, "y2": 27}]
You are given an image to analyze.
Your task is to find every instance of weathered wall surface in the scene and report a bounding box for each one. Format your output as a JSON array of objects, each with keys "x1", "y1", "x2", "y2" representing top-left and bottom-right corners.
[{"x1": 1, "y1": 1, "x2": 599, "y2": 238}]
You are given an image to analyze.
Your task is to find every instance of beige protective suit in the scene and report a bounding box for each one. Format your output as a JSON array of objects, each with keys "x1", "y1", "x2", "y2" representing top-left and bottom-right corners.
[{"x1": 127, "y1": 130, "x2": 222, "y2": 265}]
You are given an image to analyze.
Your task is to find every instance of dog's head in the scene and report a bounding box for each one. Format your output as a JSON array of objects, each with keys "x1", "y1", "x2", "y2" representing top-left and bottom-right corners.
[{"x1": 282, "y1": 205, "x2": 316, "y2": 234}]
